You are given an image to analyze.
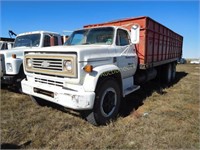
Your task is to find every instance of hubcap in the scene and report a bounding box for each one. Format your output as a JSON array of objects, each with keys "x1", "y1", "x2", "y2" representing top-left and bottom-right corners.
[{"x1": 100, "y1": 88, "x2": 117, "y2": 117}]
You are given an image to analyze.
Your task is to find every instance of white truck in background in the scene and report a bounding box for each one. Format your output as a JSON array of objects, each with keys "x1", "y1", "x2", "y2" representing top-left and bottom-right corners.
[
  {"x1": 0, "y1": 37, "x2": 15, "y2": 50},
  {"x1": 0, "y1": 31, "x2": 63, "y2": 89},
  {"x1": 21, "y1": 16, "x2": 183, "y2": 125}
]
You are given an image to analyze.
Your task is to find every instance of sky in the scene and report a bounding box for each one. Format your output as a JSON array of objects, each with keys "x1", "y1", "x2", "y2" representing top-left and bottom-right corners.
[{"x1": 0, "y1": 0, "x2": 199, "y2": 58}]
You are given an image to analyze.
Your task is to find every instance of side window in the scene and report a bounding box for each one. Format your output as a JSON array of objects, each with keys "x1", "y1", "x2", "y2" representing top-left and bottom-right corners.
[
  {"x1": 116, "y1": 29, "x2": 130, "y2": 46},
  {"x1": 43, "y1": 35, "x2": 50, "y2": 47},
  {"x1": 2, "y1": 43, "x2": 8, "y2": 50},
  {"x1": 54, "y1": 36, "x2": 58, "y2": 46}
]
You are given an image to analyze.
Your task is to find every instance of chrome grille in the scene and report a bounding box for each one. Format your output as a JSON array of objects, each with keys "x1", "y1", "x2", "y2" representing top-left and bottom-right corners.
[
  {"x1": 32, "y1": 58, "x2": 63, "y2": 71},
  {"x1": 35, "y1": 77, "x2": 63, "y2": 87},
  {"x1": 25, "y1": 53, "x2": 77, "y2": 77}
]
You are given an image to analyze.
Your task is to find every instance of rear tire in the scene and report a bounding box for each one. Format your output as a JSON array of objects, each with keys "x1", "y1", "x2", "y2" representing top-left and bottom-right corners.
[
  {"x1": 171, "y1": 62, "x2": 176, "y2": 81},
  {"x1": 161, "y1": 63, "x2": 172, "y2": 84},
  {"x1": 86, "y1": 79, "x2": 121, "y2": 125}
]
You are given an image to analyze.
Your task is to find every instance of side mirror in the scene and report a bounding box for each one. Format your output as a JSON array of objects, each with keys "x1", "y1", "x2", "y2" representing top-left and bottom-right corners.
[{"x1": 131, "y1": 24, "x2": 140, "y2": 44}]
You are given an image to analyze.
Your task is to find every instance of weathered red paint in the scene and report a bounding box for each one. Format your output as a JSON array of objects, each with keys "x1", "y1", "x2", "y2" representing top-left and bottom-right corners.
[{"x1": 84, "y1": 16, "x2": 183, "y2": 69}]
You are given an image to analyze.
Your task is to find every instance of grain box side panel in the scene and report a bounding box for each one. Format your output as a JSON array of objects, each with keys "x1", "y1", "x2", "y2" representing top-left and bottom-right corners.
[
  {"x1": 141, "y1": 17, "x2": 183, "y2": 69},
  {"x1": 136, "y1": 29, "x2": 146, "y2": 65},
  {"x1": 145, "y1": 30, "x2": 154, "y2": 65},
  {"x1": 158, "y1": 25, "x2": 164, "y2": 61},
  {"x1": 84, "y1": 16, "x2": 183, "y2": 69}
]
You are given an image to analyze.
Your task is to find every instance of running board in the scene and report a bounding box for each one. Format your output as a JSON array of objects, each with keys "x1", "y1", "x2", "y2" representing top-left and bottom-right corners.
[{"x1": 123, "y1": 85, "x2": 140, "y2": 97}]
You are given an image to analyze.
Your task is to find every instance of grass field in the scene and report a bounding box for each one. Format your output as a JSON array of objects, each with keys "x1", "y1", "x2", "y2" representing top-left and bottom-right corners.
[{"x1": 1, "y1": 64, "x2": 199, "y2": 149}]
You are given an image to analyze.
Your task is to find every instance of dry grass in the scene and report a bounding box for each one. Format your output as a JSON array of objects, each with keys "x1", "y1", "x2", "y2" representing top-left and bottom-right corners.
[{"x1": 1, "y1": 64, "x2": 200, "y2": 149}]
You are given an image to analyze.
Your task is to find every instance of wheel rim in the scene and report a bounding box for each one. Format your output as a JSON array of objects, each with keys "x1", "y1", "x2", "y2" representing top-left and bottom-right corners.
[{"x1": 100, "y1": 87, "x2": 117, "y2": 117}]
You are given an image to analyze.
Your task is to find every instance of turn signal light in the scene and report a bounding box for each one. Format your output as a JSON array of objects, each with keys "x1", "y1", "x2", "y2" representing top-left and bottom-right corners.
[
  {"x1": 12, "y1": 54, "x2": 16, "y2": 58},
  {"x1": 84, "y1": 64, "x2": 93, "y2": 73}
]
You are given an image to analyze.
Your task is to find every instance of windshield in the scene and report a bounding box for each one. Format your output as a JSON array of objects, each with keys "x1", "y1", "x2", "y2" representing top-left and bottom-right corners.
[
  {"x1": 65, "y1": 27, "x2": 114, "y2": 45},
  {"x1": 14, "y1": 34, "x2": 41, "y2": 48}
]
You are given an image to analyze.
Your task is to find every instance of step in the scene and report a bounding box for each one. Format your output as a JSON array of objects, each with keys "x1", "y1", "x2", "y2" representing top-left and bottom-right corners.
[{"x1": 124, "y1": 85, "x2": 140, "y2": 96}]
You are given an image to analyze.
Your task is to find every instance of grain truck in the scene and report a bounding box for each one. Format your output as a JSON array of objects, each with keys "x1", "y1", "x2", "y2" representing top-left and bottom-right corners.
[
  {"x1": 21, "y1": 16, "x2": 183, "y2": 125},
  {"x1": 0, "y1": 31, "x2": 63, "y2": 89}
]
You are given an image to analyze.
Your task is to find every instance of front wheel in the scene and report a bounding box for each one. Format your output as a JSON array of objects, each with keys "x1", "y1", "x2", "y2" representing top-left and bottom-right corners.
[
  {"x1": 30, "y1": 96, "x2": 48, "y2": 106},
  {"x1": 86, "y1": 79, "x2": 121, "y2": 125},
  {"x1": 16, "y1": 66, "x2": 26, "y2": 93}
]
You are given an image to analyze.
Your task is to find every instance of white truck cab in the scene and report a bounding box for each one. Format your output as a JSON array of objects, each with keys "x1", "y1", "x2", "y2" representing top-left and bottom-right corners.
[
  {"x1": 21, "y1": 26, "x2": 140, "y2": 125},
  {"x1": 0, "y1": 31, "x2": 63, "y2": 87},
  {"x1": 0, "y1": 38, "x2": 15, "y2": 50}
]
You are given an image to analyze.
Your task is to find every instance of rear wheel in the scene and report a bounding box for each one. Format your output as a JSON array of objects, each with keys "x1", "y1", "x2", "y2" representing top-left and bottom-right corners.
[
  {"x1": 171, "y1": 62, "x2": 176, "y2": 81},
  {"x1": 86, "y1": 79, "x2": 121, "y2": 125},
  {"x1": 162, "y1": 63, "x2": 172, "y2": 84}
]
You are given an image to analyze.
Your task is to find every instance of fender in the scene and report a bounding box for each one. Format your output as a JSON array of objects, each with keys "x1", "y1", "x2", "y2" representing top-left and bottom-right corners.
[
  {"x1": 5, "y1": 58, "x2": 22, "y2": 75},
  {"x1": 83, "y1": 64, "x2": 121, "y2": 92}
]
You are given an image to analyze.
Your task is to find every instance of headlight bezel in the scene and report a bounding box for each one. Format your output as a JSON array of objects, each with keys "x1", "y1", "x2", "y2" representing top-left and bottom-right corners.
[
  {"x1": 6, "y1": 63, "x2": 13, "y2": 72},
  {"x1": 63, "y1": 60, "x2": 73, "y2": 72},
  {"x1": 27, "y1": 58, "x2": 33, "y2": 68}
]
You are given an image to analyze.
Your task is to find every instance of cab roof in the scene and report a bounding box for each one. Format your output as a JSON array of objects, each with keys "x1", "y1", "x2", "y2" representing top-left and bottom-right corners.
[{"x1": 17, "y1": 31, "x2": 60, "y2": 36}]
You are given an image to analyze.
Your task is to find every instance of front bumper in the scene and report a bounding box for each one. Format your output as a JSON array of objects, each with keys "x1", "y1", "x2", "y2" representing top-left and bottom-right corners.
[
  {"x1": 1, "y1": 75, "x2": 16, "y2": 84},
  {"x1": 21, "y1": 79, "x2": 95, "y2": 110}
]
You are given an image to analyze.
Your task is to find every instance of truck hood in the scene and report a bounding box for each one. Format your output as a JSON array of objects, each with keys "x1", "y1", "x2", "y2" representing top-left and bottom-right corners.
[
  {"x1": 0, "y1": 46, "x2": 40, "y2": 59},
  {"x1": 25, "y1": 45, "x2": 115, "y2": 62}
]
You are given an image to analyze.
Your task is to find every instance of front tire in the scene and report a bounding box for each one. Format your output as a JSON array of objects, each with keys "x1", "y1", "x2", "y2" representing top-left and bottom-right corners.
[
  {"x1": 86, "y1": 79, "x2": 121, "y2": 125},
  {"x1": 30, "y1": 96, "x2": 48, "y2": 106},
  {"x1": 16, "y1": 66, "x2": 26, "y2": 93}
]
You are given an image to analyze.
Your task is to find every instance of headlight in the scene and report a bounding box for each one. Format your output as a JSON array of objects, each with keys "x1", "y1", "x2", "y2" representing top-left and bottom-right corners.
[
  {"x1": 6, "y1": 63, "x2": 13, "y2": 72},
  {"x1": 63, "y1": 60, "x2": 72, "y2": 71},
  {"x1": 27, "y1": 58, "x2": 32, "y2": 68}
]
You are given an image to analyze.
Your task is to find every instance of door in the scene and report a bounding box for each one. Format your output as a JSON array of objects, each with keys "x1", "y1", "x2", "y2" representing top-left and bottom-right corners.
[{"x1": 115, "y1": 29, "x2": 137, "y2": 79}]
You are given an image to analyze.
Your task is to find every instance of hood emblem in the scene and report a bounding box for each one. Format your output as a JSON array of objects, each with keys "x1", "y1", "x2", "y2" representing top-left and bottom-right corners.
[{"x1": 41, "y1": 61, "x2": 50, "y2": 67}]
